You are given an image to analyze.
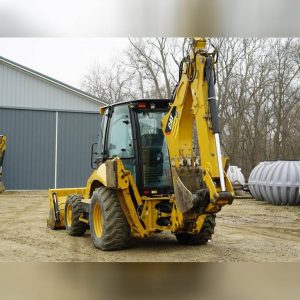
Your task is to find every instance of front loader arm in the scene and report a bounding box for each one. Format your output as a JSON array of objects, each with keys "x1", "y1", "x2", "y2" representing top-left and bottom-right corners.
[
  {"x1": 0, "y1": 135, "x2": 6, "y2": 167},
  {"x1": 0, "y1": 135, "x2": 6, "y2": 192},
  {"x1": 161, "y1": 38, "x2": 234, "y2": 214}
]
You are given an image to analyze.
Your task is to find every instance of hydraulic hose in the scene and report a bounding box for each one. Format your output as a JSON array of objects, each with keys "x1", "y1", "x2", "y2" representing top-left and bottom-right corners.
[
  {"x1": 205, "y1": 56, "x2": 220, "y2": 134},
  {"x1": 205, "y1": 56, "x2": 225, "y2": 192}
]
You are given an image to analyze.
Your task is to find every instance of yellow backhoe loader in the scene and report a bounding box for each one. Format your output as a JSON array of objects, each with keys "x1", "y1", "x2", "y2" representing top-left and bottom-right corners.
[
  {"x1": 0, "y1": 135, "x2": 6, "y2": 193},
  {"x1": 47, "y1": 38, "x2": 234, "y2": 250}
]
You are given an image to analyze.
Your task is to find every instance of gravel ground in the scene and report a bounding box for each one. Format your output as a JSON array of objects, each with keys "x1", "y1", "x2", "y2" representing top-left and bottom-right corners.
[{"x1": 0, "y1": 190, "x2": 299, "y2": 262}]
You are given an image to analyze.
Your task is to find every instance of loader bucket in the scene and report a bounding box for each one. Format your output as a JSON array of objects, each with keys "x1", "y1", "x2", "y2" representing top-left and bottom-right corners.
[{"x1": 47, "y1": 187, "x2": 87, "y2": 229}]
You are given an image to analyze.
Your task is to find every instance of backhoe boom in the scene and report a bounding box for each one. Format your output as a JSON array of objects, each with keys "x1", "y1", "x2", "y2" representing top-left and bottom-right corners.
[{"x1": 161, "y1": 38, "x2": 234, "y2": 214}]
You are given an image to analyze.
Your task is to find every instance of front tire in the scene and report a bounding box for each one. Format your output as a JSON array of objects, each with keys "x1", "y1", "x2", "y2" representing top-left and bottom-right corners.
[
  {"x1": 90, "y1": 187, "x2": 130, "y2": 250},
  {"x1": 175, "y1": 214, "x2": 216, "y2": 245},
  {"x1": 64, "y1": 194, "x2": 87, "y2": 236}
]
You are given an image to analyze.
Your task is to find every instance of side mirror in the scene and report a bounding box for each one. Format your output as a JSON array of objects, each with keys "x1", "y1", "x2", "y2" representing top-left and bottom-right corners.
[{"x1": 90, "y1": 142, "x2": 98, "y2": 169}]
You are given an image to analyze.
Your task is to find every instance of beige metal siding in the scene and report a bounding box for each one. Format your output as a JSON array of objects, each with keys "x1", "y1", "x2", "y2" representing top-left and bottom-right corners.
[{"x1": 0, "y1": 61, "x2": 101, "y2": 112}]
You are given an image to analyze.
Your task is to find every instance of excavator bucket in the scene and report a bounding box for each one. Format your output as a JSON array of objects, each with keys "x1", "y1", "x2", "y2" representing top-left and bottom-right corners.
[{"x1": 172, "y1": 167, "x2": 204, "y2": 213}]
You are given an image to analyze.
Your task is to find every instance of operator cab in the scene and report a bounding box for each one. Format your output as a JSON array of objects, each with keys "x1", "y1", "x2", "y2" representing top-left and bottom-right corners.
[{"x1": 95, "y1": 99, "x2": 173, "y2": 196}]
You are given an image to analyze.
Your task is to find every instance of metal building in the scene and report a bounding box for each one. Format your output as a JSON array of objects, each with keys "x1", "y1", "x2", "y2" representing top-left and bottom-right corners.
[{"x1": 0, "y1": 56, "x2": 106, "y2": 189}]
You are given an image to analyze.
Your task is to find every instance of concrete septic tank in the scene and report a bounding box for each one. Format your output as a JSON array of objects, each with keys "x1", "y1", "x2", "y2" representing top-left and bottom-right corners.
[
  {"x1": 262, "y1": 161, "x2": 300, "y2": 205},
  {"x1": 248, "y1": 161, "x2": 274, "y2": 201},
  {"x1": 227, "y1": 165, "x2": 245, "y2": 186},
  {"x1": 249, "y1": 160, "x2": 300, "y2": 205}
]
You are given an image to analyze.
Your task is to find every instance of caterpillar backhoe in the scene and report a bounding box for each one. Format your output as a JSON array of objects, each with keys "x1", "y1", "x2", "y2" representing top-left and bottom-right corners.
[
  {"x1": 47, "y1": 38, "x2": 234, "y2": 250},
  {"x1": 0, "y1": 135, "x2": 6, "y2": 193}
]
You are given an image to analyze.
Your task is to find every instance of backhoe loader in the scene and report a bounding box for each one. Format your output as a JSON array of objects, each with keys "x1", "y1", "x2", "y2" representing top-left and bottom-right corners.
[
  {"x1": 0, "y1": 135, "x2": 6, "y2": 193},
  {"x1": 47, "y1": 38, "x2": 234, "y2": 250}
]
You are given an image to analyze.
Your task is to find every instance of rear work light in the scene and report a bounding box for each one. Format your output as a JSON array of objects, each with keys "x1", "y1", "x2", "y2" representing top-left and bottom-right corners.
[{"x1": 137, "y1": 102, "x2": 147, "y2": 109}]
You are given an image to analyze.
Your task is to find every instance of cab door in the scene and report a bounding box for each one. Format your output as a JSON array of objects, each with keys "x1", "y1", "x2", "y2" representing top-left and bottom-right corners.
[{"x1": 104, "y1": 104, "x2": 137, "y2": 182}]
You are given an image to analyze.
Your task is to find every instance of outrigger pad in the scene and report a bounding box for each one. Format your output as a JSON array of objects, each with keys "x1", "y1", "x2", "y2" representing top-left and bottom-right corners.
[{"x1": 219, "y1": 191, "x2": 234, "y2": 203}]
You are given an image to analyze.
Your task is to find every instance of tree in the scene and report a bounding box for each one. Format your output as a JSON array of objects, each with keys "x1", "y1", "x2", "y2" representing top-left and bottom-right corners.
[
  {"x1": 81, "y1": 62, "x2": 137, "y2": 104},
  {"x1": 82, "y1": 37, "x2": 300, "y2": 177}
]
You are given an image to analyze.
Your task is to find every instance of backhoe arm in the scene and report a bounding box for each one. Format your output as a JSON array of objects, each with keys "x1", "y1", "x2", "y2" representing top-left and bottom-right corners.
[{"x1": 161, "y1": 38, "x2": 234, "y2": 214}]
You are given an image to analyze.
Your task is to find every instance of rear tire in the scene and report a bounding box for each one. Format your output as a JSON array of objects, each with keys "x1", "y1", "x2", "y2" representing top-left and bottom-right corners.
[
  {"x1": 175, "y1": 214, "x2": 216, "y2": 245},
  {"x1": 65, "y1": 194, "x2": 87, "y2": 236},
  {"x1": 90, "y1": 187, "x2": 130, "y2": 251}
]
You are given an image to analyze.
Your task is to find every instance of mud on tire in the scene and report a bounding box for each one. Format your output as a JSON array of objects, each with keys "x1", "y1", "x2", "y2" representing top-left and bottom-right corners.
[
  {"x1": 175, "y1": 214, "x2": 216, "y2": 245},
  {"x1": 65, "y1": 194, "x2": 87, "y2": 236},
  {"x1": 90, "y1": 186, "x2": 130, "y2": 251}
]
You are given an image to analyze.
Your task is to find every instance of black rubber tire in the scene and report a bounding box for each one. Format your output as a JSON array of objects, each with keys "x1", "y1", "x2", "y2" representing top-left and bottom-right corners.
[
  {"x1": 90, "y1": 187, "x2": 130, "y2": 251},
  {"x1": 175, "y1": 214, "x2": 216, "y2": 245},
  {"x1": 64, "y1": 194, "x2": 87, "y2": 236}
]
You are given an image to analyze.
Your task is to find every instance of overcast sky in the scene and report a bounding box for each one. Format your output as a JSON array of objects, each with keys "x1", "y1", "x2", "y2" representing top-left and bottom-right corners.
[
  {"x1": 0, "y1": 38, "x2": 129, "y2": 89},
  {"x1": 1, "y1": 0, "x2": 298, "y2": 37}
]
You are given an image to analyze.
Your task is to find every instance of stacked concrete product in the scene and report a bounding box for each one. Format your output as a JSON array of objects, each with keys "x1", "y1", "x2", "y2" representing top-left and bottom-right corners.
[
  {"x1": 248, "y1": 161, "x2": 275, "y2": 200},
  {"x1": 249, "y1": 161, "x2": 300, "y2": 205},
  {"x1": 227, "y1": 165, "x2": 245, "y2": 186}
]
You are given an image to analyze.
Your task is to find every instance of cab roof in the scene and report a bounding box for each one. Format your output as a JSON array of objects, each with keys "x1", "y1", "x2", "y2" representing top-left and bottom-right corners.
[{"x1": 100, "y1": 98, "x2": 171, "y2": 109}]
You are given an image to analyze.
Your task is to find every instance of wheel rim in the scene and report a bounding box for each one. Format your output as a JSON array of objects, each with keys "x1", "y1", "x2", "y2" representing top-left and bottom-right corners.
[
  {"x1": 66, "y1": 204, "x2": 73, "y2": 227},
  {"x1": 93, "y1": 203, "x2": 103, "y2": 237}
]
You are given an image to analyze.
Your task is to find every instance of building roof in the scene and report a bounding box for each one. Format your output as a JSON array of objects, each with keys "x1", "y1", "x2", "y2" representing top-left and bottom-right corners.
[{"x1": 0, "y1": 55, "x2": 107, "y2": 106}]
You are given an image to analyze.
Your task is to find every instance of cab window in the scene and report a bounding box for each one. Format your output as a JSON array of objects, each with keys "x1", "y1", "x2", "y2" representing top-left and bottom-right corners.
[{"x1": 106, "y1": 105, "x2": 134, "y2": 158}]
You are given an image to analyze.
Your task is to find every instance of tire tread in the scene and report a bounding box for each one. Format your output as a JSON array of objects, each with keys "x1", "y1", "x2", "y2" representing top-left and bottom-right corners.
[
  {"x1": 90, "y1": 187, "x2": 130, "y2": 250},
  {"x1": 175, "y1": 214, "x2": 216, "y2": 245},
  {"x1": 65, "y1": 194, "x2": 87, "y2": 236}
]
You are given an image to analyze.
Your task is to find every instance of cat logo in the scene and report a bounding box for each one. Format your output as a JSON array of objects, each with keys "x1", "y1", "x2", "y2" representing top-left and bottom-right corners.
[
  {"x1": 165, "y1": 106, "x2": 177, "y2": 135},
  {"x1": 168, "y1": 115, "x2": 174, "y2": 129}
]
